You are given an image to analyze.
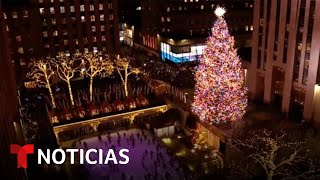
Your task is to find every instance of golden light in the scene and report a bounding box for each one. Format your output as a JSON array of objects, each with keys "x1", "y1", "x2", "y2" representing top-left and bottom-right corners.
[{"x1": 215, "y1": 7, "x2": 226, "y2": 18}]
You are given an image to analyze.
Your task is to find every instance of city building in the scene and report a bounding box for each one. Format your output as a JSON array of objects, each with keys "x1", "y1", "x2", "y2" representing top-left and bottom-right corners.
[
  {"x1": 249, "y1": 0, "x2": 320, "y2": 122},
  {"x1": 3, "y1": 0, "x2": 120, "y2": 82},
  {"x1": 134, "y1": 0, "x2": 253, "y2": 63},
  {"x1": 0, "y1": 6, "x2": 22, "y2": 179}
]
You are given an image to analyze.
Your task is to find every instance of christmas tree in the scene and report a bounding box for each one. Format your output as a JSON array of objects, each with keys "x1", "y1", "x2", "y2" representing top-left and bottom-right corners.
[{"x1": 192, "y1": 7, "x2": 248, "y2": 125}]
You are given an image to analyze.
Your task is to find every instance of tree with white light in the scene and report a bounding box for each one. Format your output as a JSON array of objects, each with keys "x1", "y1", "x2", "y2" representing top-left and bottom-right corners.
[
  {"x1": 77, "y1": 52, "x2": 114, "y2": 102},
  {"x1": 114, "y1": 55, "x2": 141, "y2": 97},
  {"x1": 53, "y1": 52, "x2": 79, "y2": 107},
  {"x1": 233, "y1": 129, "x2": 318, "y2": 180},
  {"x1": 27, "y1": 58, "x2": 56, "y2": 109}
]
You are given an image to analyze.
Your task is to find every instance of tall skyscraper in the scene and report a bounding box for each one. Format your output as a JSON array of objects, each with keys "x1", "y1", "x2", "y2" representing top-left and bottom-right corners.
[
  {"x1": 0, "y1": 6, "x2": 21, "y2": 180},
  {"x1": 249, "y1": 0, "x2": 320, "y2": 122}
]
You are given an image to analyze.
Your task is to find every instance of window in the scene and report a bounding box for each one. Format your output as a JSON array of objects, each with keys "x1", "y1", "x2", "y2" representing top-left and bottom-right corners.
[
  {"x1": 91, "y1": 15, "x2": 95, "y2": 22},
  {"x1": 52, "y1": 19, "x2": 56, "y2": 25},
  {"x1": 22, "y1": 10, "x2": 28, "y2": 18},
  {"x1": 39, "y1": 0, "x2": 43, "y2": 3},
  {"x1": 201, "y1": 5, "x2": 204, "y2": 10},
  {"x1": 50, "y1": 7, "x2": 55, "y2": 14},
  {"x1": 12, "y1": 11, "x2": 18, "y2": 18},
  {"x1": 53, "y1": 30, "x2": 58, "y2": 36},
  {"x1": 108, "y1": 3, "x2": 113, "y2": 10},
  {"x1": 84, "y1": 37, "x2": 88, "y2": 43},
  {"x1": 179, "y1": 6, "x2": 182, "y2": 10},
  {"x1": 245, "y1": 26, "x2": 249, "y2": 31},
  {"x1": 167, "y1": 17, "x2": 170, "y2": 22},
  {"x1": 161, "y1": 17, "x2": 165, "y2": 22},
  {"x1": 100, "y1": 14, "x2": 104, "y2": 21},
  {"x1": 92, "y1": 26, "x2": 96, "y2": 32},
  {"x1": 62, "y1": 18, "x2": 66, "y2": 24},
  {"x1": 81, "y1": 16, "x2": 85, "y2": 22},
  {"x1": 93, "y1": 37, "x2": 97, "y2": 42},
  {"x1": 250, "y1": 25, "x2": 253, "y2": 31},
  {"x1": 40, "y1": 8, "x2": 44, "y2": 14},
  {"x1": 60, "y1": 6, "x2": 65, "y2": 13},
  {"x1": 70, "y1": 6, "x2": 75, "y2": 12},
  {"x1": 64, "y1": 40, "x2": 68, "y2": 45},
  {"x1": 43, "y1": 31, "x2": 48, "y2": 37},
  {"x1": 101, "y1": 25, "x2": 105, "y2": 31},
  {"x1": 102, "y1": 35, "x2": 106, "y2": 42},
  {"x1": 84, "y1": 48, "x2": 89, "y2": 53},
  {"x1": 109, "y1": 14, "x2": 114, "y2": 20},
  {"x1": 80, "y1": 5, "x2": 85, "y2": 12},
  {"x1": 90, "y1": 4, "x2": 94, "y2": 11},
  {"x1": 167, "y1": 7, "x2": 170, "y2": 12},
  {"x1": 18, "y1": 47, "x2": 24, "y2": 54},
  {"x1": 16, "y1": 36, "x2": 22, "y2": 42},
  {"x1": 99, "y1": 4, "x2": 103, "y2": 10}
]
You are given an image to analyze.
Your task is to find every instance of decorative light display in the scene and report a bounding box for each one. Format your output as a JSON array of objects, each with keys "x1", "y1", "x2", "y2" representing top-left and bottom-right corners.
[{"x1": 192, "y1": 8, "x2": 248, "y2": 125}]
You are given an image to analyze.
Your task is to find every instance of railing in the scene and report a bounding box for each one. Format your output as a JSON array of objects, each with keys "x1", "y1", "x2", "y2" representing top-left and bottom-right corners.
[{"x1": 53, "y1": 104, "x2": 172, "y2": 140}]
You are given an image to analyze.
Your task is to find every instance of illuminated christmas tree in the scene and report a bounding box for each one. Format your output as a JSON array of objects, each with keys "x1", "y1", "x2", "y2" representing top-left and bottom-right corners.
[{"x1": 192, "y1": 7, "x2": 248, "y2": 125}]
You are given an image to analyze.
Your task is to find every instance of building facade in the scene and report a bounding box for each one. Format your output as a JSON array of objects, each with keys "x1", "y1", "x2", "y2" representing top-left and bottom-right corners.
[
  {"x1": 249, "y1": 0, "x2": 320, "y2": 122},
  {"x1": 0, "y1": 7, "x2": 22, "y2": 179},
  {"x1": 3, "y1": 0, "x2": 120, "y2": 82},
  {"x1": 136, "y1": 0, "x2": 253, "y2": 63}
]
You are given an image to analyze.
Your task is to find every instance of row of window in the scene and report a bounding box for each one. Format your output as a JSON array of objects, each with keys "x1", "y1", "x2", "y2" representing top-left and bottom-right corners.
[{"x1": 40, "y1": 3, "x2": 112, "y2": 14}]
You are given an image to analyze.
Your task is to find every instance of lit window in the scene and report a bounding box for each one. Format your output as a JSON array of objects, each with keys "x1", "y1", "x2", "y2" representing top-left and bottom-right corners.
[
  {"x1": 93, "y1": 37, "x2": 97, "y2": 42},
  {"x1": 84, "y1": 48, "x2": 89, "y2": 53},
  {"x1": 250, "y1": 25, "x2": 254, "y2": 31},
  {"x1": 62, "y1": 18, "x2": 66, "y2": 24},
  {"x1": 16, "y1": 36, "x2": 22, "y2": 42},
  {"x1": 190, "y1": 0, "x2": 193, "y2": 2},
  {"x1": 23, "y1": 10, "x2": 28, "y2": 18},
  {"x1": 108, "y1": 3, "x2": 113, "y2": 10},
  {"x1": 75, "y1": 49, "x2": 79, "y2": 53},
  {"x1": 70, "y1": 6, "x2": 75, "y2": 13},
  {"x1": 100, "y1": 14, "x2": 104, "y2": 21},
  {"x1": 161, "y1": 17, "x2": 165, "y2": 22},
  {"x1": 18, "y1": 47, "x2": 24, "y2": 54},
  {"x1": 3, "y1": 13, "x2": 7, "y2": 19},
  {"x1": 92, "y1": 26, "x2": 96, "y2": 32},
  {"x1": 196, "y1": 0, "x2": 198, "y2": 2},
  {"x1": 99, "y1": 4, "x2": 103, "y2": 10},
  {"x1": 184, "y1": 0, "x2": 187, "y2": 2},
  {"x1": 101, "y1": 25, "x2": 105, "y2": 31},
  {"x1": 60, "y1": 7, "x2": 65, "y2": 13},
  {"x1": 90, "y1": 4, "x2": 94, "y2": 11},
  {"x1": 20, "y1": 59, "x2": 26, "y2": 66},
  {"x1": 39, "y1": 8, "x2": 44, "y2": 14},
  {"x1": 53, "y1": 30, "x2": 58, "y2": 36},
  {"x1": 167, "y1": 17, "x2": 170, "y2": 22},
  {"x1": 179, "y1": 6, "x2": 182, "y2": 10},
  {"x1": 64, "y1": 40, "x2": 68, "y2": 45},
  {"x1": 6, "y1": 25, "x2": 9, "y2": 31},
  {"x1": 167, "y1": 7, "x2": 170, "y2": 12},
  {"x1": 43, "y1": 31, "x2": 48, "y2": 37},
  {"x1": 167, "y1": 29, "x2": 170, "y2": 32},
  {"x1": 201, "y1": 5, "x2": 204, "y2": 10},
  {"x1": 44, "y1": 44, "x2": 49, "y2": 48},
  {"x1": 52, "y1": 19, "x2": 56, "y2": 25},
  {"x1": 184, "y1": 6, "x2": 187, "y2": 10},
  {"x1": 162, "y1": 28, "x2": 165, "y2": 32},
  {"x1": 12, "y1": 11, "x2": 18, "y2": 18},
  {"x1": 39, "y1": 0, "x2": 43, "y2": 3},
  {"x1": 245, "y1": 26, "x2": 249, "y2": 31},
  {"x1": 91, "y1": 15, "x2": 95, "y2": 22},
  {"x1": 102, "y1": 36, "x2": 106, "y2": 42},
  {"x1": 63, "y1": 30, "x2": 67, "y2": 35},
  {"x1": 109, "y1": 14, "x2": 113, "y2": 20},
  {"x1": 84, "y1": 37, "x2": 88, "y2": 43},
  {"x1": 81, "y1": 16, "x2": 85, "y2": 22},
  {"x1": 93, "y1": 47, "x2": 98, "y2": 53},
  {"x1": 80, "y1": 5, "x2": 85, "y2": 12},
  {"x1": 102, "y1": 46, "x2": 106, "y2": 51},
  {"x1": 50, "y1": 7, "x2": 55, "y2": 14}
]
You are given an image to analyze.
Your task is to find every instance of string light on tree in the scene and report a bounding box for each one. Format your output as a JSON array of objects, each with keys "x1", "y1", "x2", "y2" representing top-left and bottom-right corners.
[{"x1": 192, "y1": 7, "x2": 248, "y2": 125}]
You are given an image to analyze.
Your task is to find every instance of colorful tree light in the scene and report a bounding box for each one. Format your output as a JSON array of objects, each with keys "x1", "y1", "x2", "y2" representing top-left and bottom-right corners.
[{"x1": 192, "y1": 8, "x2": 248, "y2": 125}]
